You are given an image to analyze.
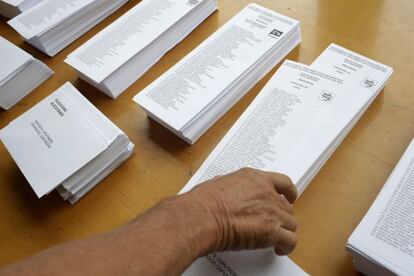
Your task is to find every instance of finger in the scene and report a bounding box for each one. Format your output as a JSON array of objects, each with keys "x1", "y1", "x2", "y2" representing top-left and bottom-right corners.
[
  {"x1": 273, "y1": 228, "x2": 297, "y2": 256},
  {"x1": 278, "y1": 194, "x2": 293, "y2": 214},
  {"x1": 278, "y1": 210, "x2": 298, "y2": 232},
  {"x1": 274, "y1": 247, "x2": 286, "y2": 256},
  {"x1": 262, "y1": 172, "x2": 297, "y2": 203}
]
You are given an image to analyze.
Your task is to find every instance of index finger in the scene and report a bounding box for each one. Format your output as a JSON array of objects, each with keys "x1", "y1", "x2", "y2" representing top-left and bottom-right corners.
[{"x1": 261, "y1": 171, "x2": 298, "y2": 203}]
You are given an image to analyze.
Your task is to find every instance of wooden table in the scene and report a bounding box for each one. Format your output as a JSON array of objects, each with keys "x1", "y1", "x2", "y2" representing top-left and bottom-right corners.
[{"x1": 0, "y1": 0, "x2": 413, "y2": 274}]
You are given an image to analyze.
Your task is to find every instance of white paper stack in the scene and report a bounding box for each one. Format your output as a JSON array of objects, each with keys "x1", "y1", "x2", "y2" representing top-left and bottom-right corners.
[
  {"x1": 133, "y1": 3, "x2": 301, "y2": 144},
  {"x1": 0, "y1": 36, "x2": 53, "y2": 110},
  {"x1": 180, "y1": 44, "x2": 393, "y2": 275},
  {"x1": 291, "y1": 44, "x2": 393, "y2": 192},
  {"x1": 0, "y1": 0, "x2": 43, "y2": 18},
  {"x1": 65, "y1": 0, "x2": 218, "y2": 99},
  {"x1": 0, "y1": 82, "x2": 134, "y2": 203},
  {"x1": 7, "y1": 0, "x2": 129, "y2": 56},
  {"x1": 346, "y1": 138, "x2": 414, "y2": 276}
]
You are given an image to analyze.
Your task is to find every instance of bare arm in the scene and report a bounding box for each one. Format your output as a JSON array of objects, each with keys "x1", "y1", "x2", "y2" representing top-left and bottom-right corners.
[{"x1": 0, "y1": 168, "x2": 298, "y2": 276}]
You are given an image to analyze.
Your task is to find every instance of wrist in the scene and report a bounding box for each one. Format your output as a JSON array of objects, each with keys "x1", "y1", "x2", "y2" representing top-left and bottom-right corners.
[
  {"x1": 120, "y1": 192, "x2": 219, "y2": 275},
  {"x1": 166, "y1": 192, "x2": 219, "y2": 257}
]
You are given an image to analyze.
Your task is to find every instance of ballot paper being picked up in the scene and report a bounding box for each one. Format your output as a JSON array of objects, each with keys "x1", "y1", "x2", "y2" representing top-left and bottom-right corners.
[
  {"x1": 180, "y1": 43, "x2": 393, "y2": 275},
  {"x1": 0, "y1": 0, "x2": 43, "y2": 18},
  {"x1": 0, "y1": 82, "x2": 134, "y2": 203},
  {"x1": 8, "y1": 0, "x2": 129, "y2": 56},
  {"x1": 0, "y1": 36, "x2": 53, "y2": 110},
  {"x1": 134, "y1": 3, "x2": 301, "y2": 144},
  {"x1": 65, "y1": 0, "x2": 218, "y2": 99},
  {"x1": 347, "y1": 138, "x2": 414, "y2": 276}
]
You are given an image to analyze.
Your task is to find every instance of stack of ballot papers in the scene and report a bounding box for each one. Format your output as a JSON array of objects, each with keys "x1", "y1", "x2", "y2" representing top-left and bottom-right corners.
[
  {"x1": 134, "y1": 3, "x2": 301, "y2": 144},
  {"x1": 180, "y1": 44, "x2": 392, "y2": 275},
  {"x1": 0, "y1": 0, "x2": 43, "y2": 18},
  {"x1": 7, "y1": 0, "x2": 129, "y2": 56},
  {"x1": 65, "y1": 0, "x2": 218, "y2": 99},
  {"x1": 346, "y1": 138, "x2": 414, "y2": 276},
  {"x1": 0, "y1": 36, "x2": 53, "y2": 110},
  {"x1": 0, "y1": 82, "x2": 134, "y2": 203}
]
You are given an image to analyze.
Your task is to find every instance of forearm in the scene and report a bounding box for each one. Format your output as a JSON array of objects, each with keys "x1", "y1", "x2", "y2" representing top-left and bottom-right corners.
[
  {"x1": 0, "y1": 169, "x2": 299, "y2": 275},
  {"x1": 0, "y1": 194, "x2": 216, "y2": 276},
  {"x1": 122, "y1": 194, "x2": 217, "y2": 275}
]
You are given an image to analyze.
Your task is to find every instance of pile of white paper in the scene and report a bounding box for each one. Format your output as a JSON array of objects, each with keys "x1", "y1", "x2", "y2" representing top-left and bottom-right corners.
[
  {"x1": 0, "y1": 82, "x2": 134, "y2": 203},
  {"x1": 133, "y1": 3, "x2": 301, "y2": 144},
  {"x1": 180, "y1": 44, "x2": 393, "y2": 275},
  {"x1": 347, "y1": 138, "x2": 414, "y2": 276},
  {"x1": 7, "y1": 0, "x2": 129, "y2": 56},
  {"x1": 0, "y1": 36, "x2": 53, "y2": 110},
  {"x1": 0, "y1": 0, "x2": 43, "y2": 18},
  {"x1": 65, "y1": 0, "x2": 218, "y2": 99}
]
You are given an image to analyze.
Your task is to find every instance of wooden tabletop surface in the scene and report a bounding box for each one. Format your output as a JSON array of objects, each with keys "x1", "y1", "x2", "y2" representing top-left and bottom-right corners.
[{"x1": 0, "y1": 0, "x2": 413, "y2": 275}]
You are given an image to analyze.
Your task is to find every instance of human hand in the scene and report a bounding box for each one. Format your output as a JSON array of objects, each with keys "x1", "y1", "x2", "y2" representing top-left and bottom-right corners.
[{"x1": 187, "y1": 168, "x2": 298, "y2": 256}]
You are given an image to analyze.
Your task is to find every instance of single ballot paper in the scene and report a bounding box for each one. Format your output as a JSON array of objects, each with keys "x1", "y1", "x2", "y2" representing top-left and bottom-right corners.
[
  {"x1": 0, "y1": 82, "x2": 134, "y2": 203},
  {"x1": 180, "y1": 60, "x2": 346, "y2": 195},
  {"x1": 134, "y1": 3, "x2": 301, "y2": 144},
  {"x1": 8, "y1": 0, "x2": 129, "y2": 56},
  {"x1": 65, "y1": 0, "x2": 218, "y2": 98},
  {"x1": 0, "y1": 0, "x2": 43, "y2": 18},
  {"x1": 347, "y1": 138, "x2": 414, "y2": 276},
  {"x1": 0, "y1": 36, "x2": 53, "y2": 110}
]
